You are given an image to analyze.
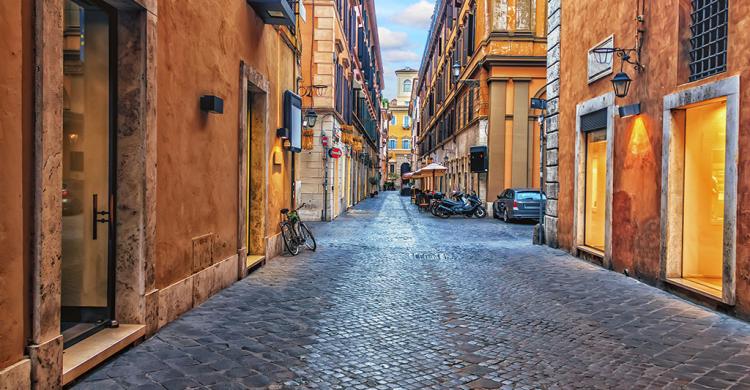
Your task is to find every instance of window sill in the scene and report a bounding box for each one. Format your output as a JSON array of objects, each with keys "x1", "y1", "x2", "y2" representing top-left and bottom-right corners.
[{"x1": 665, "y1": 277, "x2": 726, "y2": 303}]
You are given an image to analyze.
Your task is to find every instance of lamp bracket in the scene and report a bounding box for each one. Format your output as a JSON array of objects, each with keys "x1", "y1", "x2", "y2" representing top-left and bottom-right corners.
[{"x1": 299, "y1": 84, "x2": 329, "y2": 97}]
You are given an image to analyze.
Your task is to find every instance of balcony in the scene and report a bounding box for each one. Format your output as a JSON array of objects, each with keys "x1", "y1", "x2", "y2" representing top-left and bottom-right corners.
[{"x1": 247, "y1": 0, "x2": 295, "y2": 26}]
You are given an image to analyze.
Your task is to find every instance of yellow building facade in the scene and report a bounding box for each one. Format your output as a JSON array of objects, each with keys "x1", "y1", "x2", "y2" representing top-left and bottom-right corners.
[{"x1": 386, "y1": 68, "x2": 418, "y2": 187}]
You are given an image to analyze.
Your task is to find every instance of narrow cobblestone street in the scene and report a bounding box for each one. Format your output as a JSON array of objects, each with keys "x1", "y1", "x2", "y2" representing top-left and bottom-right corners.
[{"x1": 74, "y1": 193, "x2": 750, "y2": 390}]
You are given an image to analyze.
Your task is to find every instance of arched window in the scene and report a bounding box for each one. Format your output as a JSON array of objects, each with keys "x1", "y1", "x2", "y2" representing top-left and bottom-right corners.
[{"x1": 403, "y1": 79, "x2": 412, "y2": 93}]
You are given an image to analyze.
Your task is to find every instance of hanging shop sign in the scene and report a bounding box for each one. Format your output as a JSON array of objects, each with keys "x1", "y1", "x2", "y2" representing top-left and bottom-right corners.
[
  {"x1": 329, "y1": 147, "x2": 343, "y2": 159},
  {"x1": 283, "y1": 90, "x2": 302, "y2": 153}
]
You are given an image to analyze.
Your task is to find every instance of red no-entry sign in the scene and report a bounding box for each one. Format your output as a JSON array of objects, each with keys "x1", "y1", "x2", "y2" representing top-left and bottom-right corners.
[{"x1": 328, "y1": 147, "x2": 342, "y2": 159}]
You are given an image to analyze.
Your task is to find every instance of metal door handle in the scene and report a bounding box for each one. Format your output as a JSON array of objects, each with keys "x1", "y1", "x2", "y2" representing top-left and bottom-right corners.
[{"x1": 92, "y1": 194, "x2": 110, "y2": 240}]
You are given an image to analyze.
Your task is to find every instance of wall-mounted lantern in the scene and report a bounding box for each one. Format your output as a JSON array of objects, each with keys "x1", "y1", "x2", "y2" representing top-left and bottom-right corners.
[
  {"x1": 304, "y1": 110, "x2": 318, "y2": 128},
  {"x1": 591, "y1": 8, "x2": 646, "y2": 99},
  {"x1": 452, "y1": 62, "x2": 480, "y2": 88},
  {"x1": 611, "y1": 72, "x2": 633, "y2": 98}
]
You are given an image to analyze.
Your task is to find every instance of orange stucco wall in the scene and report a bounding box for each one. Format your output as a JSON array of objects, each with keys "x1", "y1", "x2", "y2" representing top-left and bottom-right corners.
[
  {"x1": 0, "y1": 0, "x2": 31, "y2": 370},
  {"x1": 155, "y1": 0, "x2": 296, "y2": 288},
  {"x1": 558, "y1": 1, "x2": 750, "y2": 314}
]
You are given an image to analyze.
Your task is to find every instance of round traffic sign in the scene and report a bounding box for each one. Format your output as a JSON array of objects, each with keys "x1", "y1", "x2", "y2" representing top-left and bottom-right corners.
[{"x1": 328, "y1": 147, "x2": 342, "y2": 159}]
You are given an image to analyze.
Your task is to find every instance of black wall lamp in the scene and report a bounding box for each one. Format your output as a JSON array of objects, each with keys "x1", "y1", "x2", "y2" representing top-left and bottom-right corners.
[
  {"x1": 618, "y1": 103, "x2": 642, "y2": 118},
  {"x1": 276, "y1": 127, "x2": 291, "y2": 149},
  {"x1": 592, "y1": 5, "x2": 646, "y2": 98},
  {"x1": 200, "y1": 95, "x2": 224, "y2": 114}
]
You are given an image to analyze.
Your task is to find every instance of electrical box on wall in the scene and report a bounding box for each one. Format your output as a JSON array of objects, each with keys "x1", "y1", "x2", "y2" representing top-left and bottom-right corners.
[{"x1": 470, "y1": 146, "x2": 488, "y2": 173}]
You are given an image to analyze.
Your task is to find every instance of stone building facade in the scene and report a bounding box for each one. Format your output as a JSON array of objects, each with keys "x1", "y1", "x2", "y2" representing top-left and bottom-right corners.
[
  {"x1": 297, "y1": 0, "x2": 384, "y2": 221},
  {"x1": 0, "y1": 0, "x2": 303, "y2": 387},
  {"x1": 414, "y1": 0, "x2": 547, "y2": 205},
  {"x1": 546, "y1": 0, "x2": 750, "y2": 317}
]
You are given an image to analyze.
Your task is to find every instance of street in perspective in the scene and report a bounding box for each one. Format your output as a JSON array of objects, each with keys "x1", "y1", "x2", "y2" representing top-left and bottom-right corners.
[
  {"x1": 73, "y1": 193, "x2": 750, "y2": 389},
  {"x1": 1, "y1": 0, "x2": 750, "y2": 389}
]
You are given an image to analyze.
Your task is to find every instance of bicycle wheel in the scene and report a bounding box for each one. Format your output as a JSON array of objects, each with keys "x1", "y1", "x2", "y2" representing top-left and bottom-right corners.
[
  {"x1": 280, "y1": 223, "x2": 300, "y2": 256},
  {"x1": 299, "y1": 223, "x2": 317, "y2": 251}
]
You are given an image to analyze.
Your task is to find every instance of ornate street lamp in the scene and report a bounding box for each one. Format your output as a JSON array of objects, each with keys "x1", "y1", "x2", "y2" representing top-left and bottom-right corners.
[
  {"x1": 611, "y1": 72, "x2": 633, "y2": 98},
  {"x1": 591, "y1": 11, "x2": 646, "y2": 99}
]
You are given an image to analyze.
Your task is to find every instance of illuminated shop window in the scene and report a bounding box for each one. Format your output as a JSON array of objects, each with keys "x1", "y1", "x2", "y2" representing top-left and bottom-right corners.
[
  {"x1": 584, "y1": 130, "x2": 607, "y2": 251},
  {"x1": 681, "y1": 99, "x2": 726, "y2": 294}
]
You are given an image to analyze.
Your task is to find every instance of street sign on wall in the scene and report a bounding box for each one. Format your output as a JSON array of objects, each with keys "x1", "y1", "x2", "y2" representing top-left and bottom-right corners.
[{"x1": 329, "y1": 147, "x2": 342, "y2": 159}]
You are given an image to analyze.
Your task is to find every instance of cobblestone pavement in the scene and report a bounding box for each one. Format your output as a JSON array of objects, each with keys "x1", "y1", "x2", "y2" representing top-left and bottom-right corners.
[{"x1": 74, "y1": 192, "x2": 750, "y2": 390}]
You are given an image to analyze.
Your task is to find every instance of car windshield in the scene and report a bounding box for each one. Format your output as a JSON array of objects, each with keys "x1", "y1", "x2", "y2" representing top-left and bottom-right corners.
[{"x1": 516, "y1": 191, "x2": 545, "y2": 201}]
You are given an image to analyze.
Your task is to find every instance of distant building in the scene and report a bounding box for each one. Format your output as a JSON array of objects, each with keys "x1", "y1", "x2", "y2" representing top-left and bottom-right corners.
[
  {"x1": 386, "y1": 68, "x2": 418, "y2": 188},
  {"x1": 414, "y1": 0, "x2": 546, "y2": 203},
  {"x1": 298, "y1": 0, "x2": 384, "y2": 221}
]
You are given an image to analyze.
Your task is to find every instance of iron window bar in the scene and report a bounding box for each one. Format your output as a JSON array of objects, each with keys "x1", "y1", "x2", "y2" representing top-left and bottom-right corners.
[{"x1": 688, "y1": 0, "x2": 728, "y2": 81}]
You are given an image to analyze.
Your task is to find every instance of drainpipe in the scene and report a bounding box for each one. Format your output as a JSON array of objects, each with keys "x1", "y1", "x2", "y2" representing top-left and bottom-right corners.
[{"x1": 323, "y1": 146, "x2": 329, "y2": 221}]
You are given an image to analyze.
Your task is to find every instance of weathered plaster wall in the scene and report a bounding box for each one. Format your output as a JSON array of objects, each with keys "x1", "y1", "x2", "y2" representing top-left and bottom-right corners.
[
  {"x1": 558, "y1": 0, "x2": 750, "y2": 314},
  {"x1": 0, "y1": 0, "x2": 32, "y2": 371},
  {"x1": 728, "y1": 1, "x2": 750, "y2": 317},
  {"x1": 155, "y1": 0, "x2": 295, "y2": 288}
]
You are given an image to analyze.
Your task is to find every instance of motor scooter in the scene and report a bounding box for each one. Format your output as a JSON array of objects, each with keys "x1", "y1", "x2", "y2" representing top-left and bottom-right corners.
[{"x1": 433, "y1": 191, "x2": 487, "y2": 218}]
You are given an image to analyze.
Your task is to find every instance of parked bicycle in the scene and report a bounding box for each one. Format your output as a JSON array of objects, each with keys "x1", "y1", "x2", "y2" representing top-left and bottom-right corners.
[{"x1": 279, "y1": 203, "x2": 317, "y2": 256}]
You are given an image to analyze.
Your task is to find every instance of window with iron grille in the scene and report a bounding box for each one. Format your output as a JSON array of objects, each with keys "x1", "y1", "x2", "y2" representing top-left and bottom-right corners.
[{"x1": 688, "y1": 0, "x2": 728, "y2": 82}]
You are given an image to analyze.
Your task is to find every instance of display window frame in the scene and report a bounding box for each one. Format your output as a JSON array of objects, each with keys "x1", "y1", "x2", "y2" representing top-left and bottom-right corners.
[
  {"x1": 573, "y1": 93, "x2": 615, "y2": 267},
  {"x1": 661, "y1": 76, "x2": 740, "y2": 305}
]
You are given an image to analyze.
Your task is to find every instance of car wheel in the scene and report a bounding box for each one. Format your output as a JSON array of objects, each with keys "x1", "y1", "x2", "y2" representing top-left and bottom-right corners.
[
  {"x1": 492, "y1": 203, "x2": 499, "y2": 219},
  {"x1": 502, "y1": 208, "x2": 510, "y2": 223}
]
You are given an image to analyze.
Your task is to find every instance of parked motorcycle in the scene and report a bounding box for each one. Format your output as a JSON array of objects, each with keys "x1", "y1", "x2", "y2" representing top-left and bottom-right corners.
[{"x1": 432, "y1": 191, "x2": 487, "y2": 218}]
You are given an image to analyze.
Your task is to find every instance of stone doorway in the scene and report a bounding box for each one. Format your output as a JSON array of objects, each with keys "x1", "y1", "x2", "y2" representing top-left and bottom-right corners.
[
  {"x1": 32, "y1": 0, "x2": 157, "y2": 386},
  {"x1": 238, "y1": 62, "x2": 269, "y2": 274}
]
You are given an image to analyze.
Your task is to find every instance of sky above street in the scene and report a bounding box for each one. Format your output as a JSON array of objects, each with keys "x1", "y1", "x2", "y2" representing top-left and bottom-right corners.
[{"x1": 374, "y1": 0, "x2": 435, "y2": 100}]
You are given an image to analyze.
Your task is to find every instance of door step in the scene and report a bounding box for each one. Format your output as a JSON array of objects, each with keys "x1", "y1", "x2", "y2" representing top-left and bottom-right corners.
[
  {"x1": 246, "y1": 255, "x2": 266, "y2": 272},
  {"x1": 62, "y1": 324, "x2": 145, "y2": 385}
]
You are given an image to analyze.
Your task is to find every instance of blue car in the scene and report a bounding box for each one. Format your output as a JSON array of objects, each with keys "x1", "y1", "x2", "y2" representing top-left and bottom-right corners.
[{"x1": 493, "y1": 188, "x2": 546, "y2": 222}]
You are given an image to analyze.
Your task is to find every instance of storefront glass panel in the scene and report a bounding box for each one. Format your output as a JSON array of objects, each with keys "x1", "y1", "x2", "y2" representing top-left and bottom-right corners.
[
  {"x1": 682, "y1": 100, "x2": 726, "y2": 294},
  {"x1": 584, "y1": 130, "x2": 606, "y2": 250}
]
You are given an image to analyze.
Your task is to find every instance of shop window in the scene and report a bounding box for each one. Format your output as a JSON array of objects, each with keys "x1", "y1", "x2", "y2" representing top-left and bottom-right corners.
[
  {"x1": 584, "y1": 130, "x2": 607, "y2": 251},
  {"x1": 681, "y1": 100, "x2": 726, "y2": 294}
]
